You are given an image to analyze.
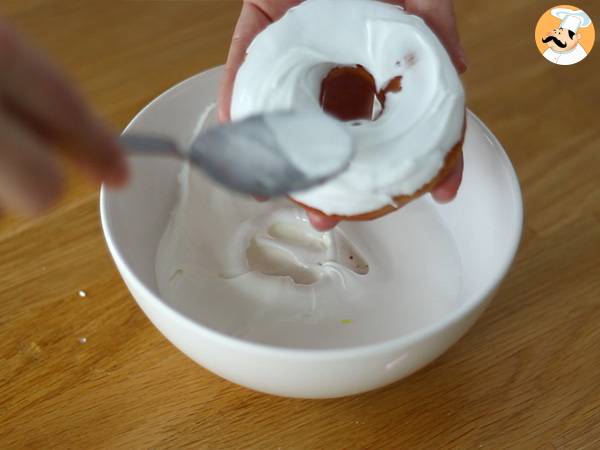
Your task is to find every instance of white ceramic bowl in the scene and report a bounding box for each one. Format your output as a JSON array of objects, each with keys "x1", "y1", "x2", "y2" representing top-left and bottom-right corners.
[{"x1": 100, "y1": 66, "x2": 522, "y2": 398}]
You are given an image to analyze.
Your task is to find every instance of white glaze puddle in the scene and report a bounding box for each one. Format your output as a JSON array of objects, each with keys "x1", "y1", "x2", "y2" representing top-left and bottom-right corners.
[
  {"x1": 155, "y1": 172, "x2": 463, "y2": 350},
  {"x1": 154, "y1": 107, "x2": 463, "y2": 350},
  {"x1": 246, "y1": 217, "x2": 368, "y2": 285}
]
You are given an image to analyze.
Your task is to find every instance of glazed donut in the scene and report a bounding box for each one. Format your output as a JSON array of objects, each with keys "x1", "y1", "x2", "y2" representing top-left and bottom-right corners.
[{"x1": 231, "y1": 0, "x2": 466, "y2": 219}]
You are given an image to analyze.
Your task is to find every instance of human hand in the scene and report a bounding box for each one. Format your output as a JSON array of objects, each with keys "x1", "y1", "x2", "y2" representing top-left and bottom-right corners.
[
  {"x1": 218, "y1": 0, "x2": 466, "y2": 231},
  {"x1": 0, "y1": 21, "x2": 127, "y2": 215}
]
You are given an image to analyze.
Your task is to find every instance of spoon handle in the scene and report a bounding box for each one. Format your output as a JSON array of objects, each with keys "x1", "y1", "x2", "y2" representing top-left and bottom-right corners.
[{"x1": 119, "y1": 134, "x2": 183, "y2": 159}]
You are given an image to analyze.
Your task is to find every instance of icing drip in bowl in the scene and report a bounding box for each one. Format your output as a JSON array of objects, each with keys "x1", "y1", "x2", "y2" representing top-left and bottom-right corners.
[
  {"x1": 154, "y1": 105, "x2": 463, "y2": 349},
  {"x1": 154, "y1": 157, "x2": 463, "y2": 349},
  {"x1": 245, "y1": 214, "x2": 369, "y2": 285}
]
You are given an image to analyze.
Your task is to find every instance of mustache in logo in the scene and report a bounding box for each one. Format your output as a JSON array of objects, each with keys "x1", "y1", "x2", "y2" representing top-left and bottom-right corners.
[{"x1": 542, "y1": 35, "x2": 567, "y2": 48}]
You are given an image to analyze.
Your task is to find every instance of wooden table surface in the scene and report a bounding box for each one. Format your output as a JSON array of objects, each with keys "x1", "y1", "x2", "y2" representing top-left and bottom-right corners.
[{"x1": 1, "y1": 1, "x2": 599, "y2": 448}]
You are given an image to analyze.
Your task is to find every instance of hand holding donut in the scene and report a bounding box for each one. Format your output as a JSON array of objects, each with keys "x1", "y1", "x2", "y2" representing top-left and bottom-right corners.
[{"x1": 219, "y1": 0, "x2": 467, "y2": 231}]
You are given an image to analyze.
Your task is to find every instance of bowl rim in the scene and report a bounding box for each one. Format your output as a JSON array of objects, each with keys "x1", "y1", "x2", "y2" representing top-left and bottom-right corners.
[{"x1": 100, "y1": 67, "x2": 524, "y2": 360}]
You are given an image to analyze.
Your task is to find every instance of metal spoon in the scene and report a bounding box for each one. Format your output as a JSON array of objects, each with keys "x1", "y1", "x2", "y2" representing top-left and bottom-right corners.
[{"x1": 119, "y1": 111, "x2": 354, "y2": 197}]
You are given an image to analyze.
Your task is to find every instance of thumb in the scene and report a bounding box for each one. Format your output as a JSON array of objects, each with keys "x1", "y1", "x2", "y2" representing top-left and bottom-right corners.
[{"x1": 218, "y1": 2, "x2": 271, "y2": 123}]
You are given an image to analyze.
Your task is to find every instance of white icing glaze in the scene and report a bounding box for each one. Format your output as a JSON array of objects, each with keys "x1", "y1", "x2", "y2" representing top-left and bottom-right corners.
[
  {"x1": 156, "y1": 161, "x2": 374, "y2": 333},
  {"x1": 231, "y1": 0, "x2": 465, "y2": 216},
  {"x1": 156, "y1": 106, "x2": 370, "y2": 329},
  {"x1": 155, "y1": 106, "x2": 463, "y2": 348}
]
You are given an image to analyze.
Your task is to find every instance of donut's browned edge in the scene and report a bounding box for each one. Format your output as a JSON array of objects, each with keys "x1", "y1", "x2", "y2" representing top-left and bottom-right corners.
[{"x1": 292, "y1": 114, "x2": 467, "y2": 221}]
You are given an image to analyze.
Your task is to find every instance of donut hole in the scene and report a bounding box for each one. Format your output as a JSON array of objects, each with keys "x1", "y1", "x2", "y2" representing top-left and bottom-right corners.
[{"x1": 320, "y1": 65, "x2": 401, "y2": 122}]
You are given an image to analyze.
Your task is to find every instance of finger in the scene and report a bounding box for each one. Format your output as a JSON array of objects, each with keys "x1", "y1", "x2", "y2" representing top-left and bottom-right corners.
[
  {"x1": 307, "y1": 210, "x2": 340, "y2": 231},
  {"x1": 431, "y1": 150, "x2": 463, "y2": 203},
  {"x1": 405, "y1": 0, "x2": 467, "y2": 73},
  {"x1": 218, "y1": 2, "x2": 272, "y2": 123},
  {"x1": 0, "y1": 109, "x2": 62, "y2": 215},
  {"x1": 219, "y1": 1, "x2": 304, "y2": 123},
  {"x1": 0, "y1": 22, "x2": 128, "y2": 187}
]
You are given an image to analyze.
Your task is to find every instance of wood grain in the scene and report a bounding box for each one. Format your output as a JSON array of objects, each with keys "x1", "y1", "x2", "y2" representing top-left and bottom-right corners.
[{"x1": 1, "y1": 1, "x2": 599, "y2": 448}]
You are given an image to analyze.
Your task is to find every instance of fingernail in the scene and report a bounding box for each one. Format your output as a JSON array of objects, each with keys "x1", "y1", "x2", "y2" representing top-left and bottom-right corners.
[
  {"x1": 432, "y1": 183, "x2": 460, "y2": 204},
  {"x1": 457, "y1": 44, "x2": 469, "y2": 72},
  {"x1": 308, "y1": 211, "x2": 339, "y2": 231},
  {"x1": 433, "y1": 193, "x2": 455, "y2": 204},
  {"x1": 103, "y1": 157, "x2": 130, "y2": 187},
  {"x1": 97, "y1": 126, "x2": 130, "y2": 184},
  {"x1": 98, "y1": 137, "x2": 129, "y2": 187},
  {"x1": 218, "y1": 107, "x2": 230, "y2": 124}
]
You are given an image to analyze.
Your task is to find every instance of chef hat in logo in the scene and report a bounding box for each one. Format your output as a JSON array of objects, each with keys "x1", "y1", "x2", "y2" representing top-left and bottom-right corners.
[{"x1": 551, "y1": 8, "x2": 592, "y2": 33}]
